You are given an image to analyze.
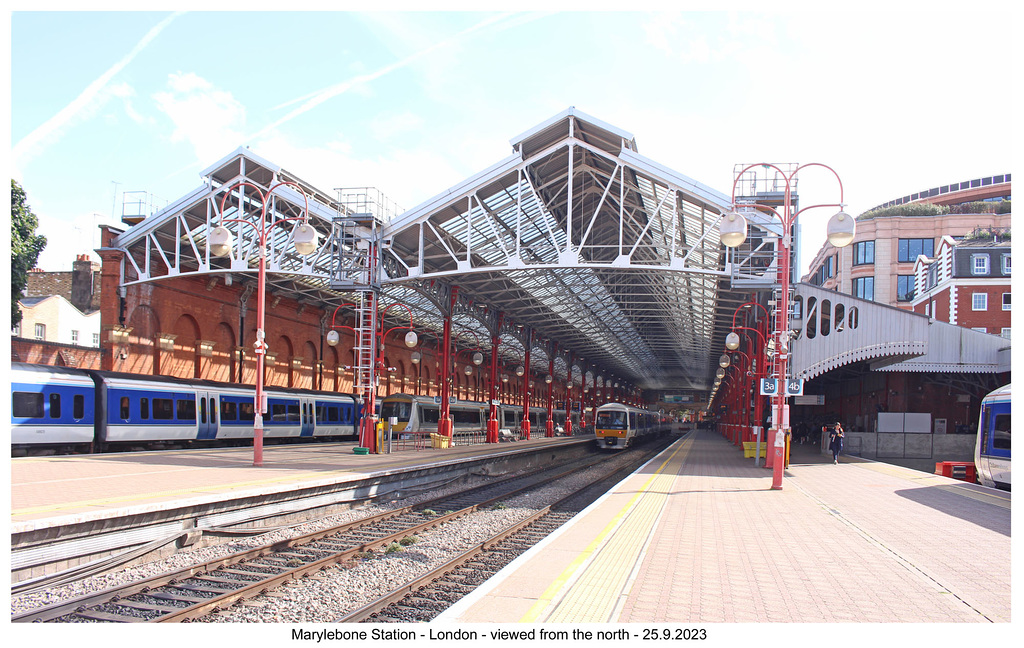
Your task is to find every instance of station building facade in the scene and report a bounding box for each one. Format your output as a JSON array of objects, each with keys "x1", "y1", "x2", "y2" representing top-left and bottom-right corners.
[{"x1": 13, "y1": 227, "x2": 589, "y2": 411}]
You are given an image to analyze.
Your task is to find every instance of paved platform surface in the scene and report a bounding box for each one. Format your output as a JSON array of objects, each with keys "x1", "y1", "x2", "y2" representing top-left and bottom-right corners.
[
  {"x1": 9, "y1": 436, "x2": 584, "y2": 527},
  {"x1": 440, "y1": 428, "x2": 1011, "y2": 624}
]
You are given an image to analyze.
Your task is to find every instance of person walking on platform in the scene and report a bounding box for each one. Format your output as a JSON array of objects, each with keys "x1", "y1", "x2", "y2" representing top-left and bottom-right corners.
[{"x1": 828, "y1": 422, "x2": 844, "y2": 464}]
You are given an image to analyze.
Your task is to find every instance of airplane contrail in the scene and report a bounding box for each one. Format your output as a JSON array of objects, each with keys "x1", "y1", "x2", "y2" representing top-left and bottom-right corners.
[
  {"x1": 246, "y1": 12, "x2": 519, "y2": 142},
  {"x1": 13, "y1": 12, "x2": 182, "y2": 164}
]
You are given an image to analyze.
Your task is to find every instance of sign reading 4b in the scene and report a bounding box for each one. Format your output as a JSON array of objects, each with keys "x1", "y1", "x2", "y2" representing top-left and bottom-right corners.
[{"x1": 785, "y1": 379, "x2": 804, "y2": 396}]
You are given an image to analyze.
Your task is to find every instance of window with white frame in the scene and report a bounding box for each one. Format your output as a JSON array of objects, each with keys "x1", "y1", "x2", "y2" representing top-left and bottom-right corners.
[
  {"x1": 972, "y1": 293, "x2": 988, "y2": 311},
  {"x1": 1001, "y1": 328, "x2": 1011, "y2": 339},
  {"x1": 972, "y1": 327, "x2": 988, "y2": 333},
  {"x1": 1002, "y1": 254, "x2": 1011, "y2": 274},
  {"x1": 1003, "y1": 293, "x2": 1011, "y2": 311},
  {"x1": 972, "y1": 254, "x2": 990, "y2": 275},
  {"x1": 92, "y1": 333, "x2": 100, "y2": 347},
  {"x1": 34, "y1": 323, "x2": 45, "y2": 340},
  {"x1": 71, "y1": 329, "x2": 79, "y2": 344}
]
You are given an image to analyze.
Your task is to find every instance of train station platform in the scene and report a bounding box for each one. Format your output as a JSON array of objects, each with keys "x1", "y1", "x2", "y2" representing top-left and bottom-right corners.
[
  {"x1": 10, "y1": 435, "x2": 589, "y2": 525},
  {"x1": 438, "y1": 428, "x2": 1012, "y2": 625},
  {"x1": 9, "y1": 435, "x2": 592, "y2": 582}
]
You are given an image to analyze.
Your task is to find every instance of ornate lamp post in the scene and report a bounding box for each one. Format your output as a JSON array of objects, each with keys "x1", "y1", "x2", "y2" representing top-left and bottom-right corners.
[
  {"x1": 209, "y1": 181, "x2": 319, "y2": 467},
  {"x1": 325, "y1": 302, "x2": 417, "y2": 453},
  {"x1": 725, "y1": 301, "x2": 771, "y2": 463},
  {"x1": 720, "y1": 163, "x2": 854, "y2": 489}
]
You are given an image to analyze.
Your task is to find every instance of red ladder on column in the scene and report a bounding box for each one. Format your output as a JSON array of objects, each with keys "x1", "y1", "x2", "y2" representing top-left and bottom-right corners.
[{"x1": 354, "y1": 291, "x2": 378, "y2": 449}]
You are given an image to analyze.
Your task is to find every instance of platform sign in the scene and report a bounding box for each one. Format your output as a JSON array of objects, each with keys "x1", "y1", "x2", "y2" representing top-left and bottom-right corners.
[
  {"x1": 760, "y1": 379, "x2": 779, "y2": 396},
  {"x1": 785, "y1": 379, "x2": 804, "y2": 396},
  {"x1": 793, "y1": 395, "x2": 825, "y2": 405}
]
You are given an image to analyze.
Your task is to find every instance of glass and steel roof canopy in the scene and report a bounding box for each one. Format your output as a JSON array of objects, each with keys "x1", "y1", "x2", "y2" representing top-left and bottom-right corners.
[{"x1": 112, "y1": 108, "x2": 768, "y2": 400}]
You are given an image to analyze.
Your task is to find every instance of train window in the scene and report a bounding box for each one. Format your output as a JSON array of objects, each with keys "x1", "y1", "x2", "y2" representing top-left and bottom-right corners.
[
  {"x1": 176, "y1": 399, "x2": 196, "y2": 421},
  {"x1": 329, "y1": 406, "x2": 340, "y2": 422},
  {"x1": 288, "y1": 404, "x2": 300, "y2": 422},
  {"x1": 49, "y1": 393, "x2": 62, "y2": 418},
  {"x1": 74, "y1": 394, "x2": 85, "y2": 420},
  {"x1": 140, "y1": 397, "x2": 149, "y2": 420},
  {"x1": 992, "y1": 413, "x2": 1011, "y2": 450},
  {"x1": 221, "y1": 400, "x2": 238, "y2": 421},
  {"x1": 13, "y1": 392, "x2": 44, "y2": 418},
  {"x1": 239, "y1": 401, "x2": 255, "y2": 422},
  {"x1": 421, "y1": 407, "x2": 440, "y2": 424},
  {"x1": 272, "y1": 403, "x2": 287, "y2": 421},
  {"x1": 200, "y1": 398, "x2": 207, "y2": 424},
  {"x1": 597, "y1": 411, "x2": 627, "y2": 429},
  {"x1": 153, "y1": 398, "x2": 174, "y2": 419},
  {"x1": 121, "y1": 396, "x2": 131, "y2": 420},
  {"x1": 209, "y1": 398, "x2": 217, "y2": 424},
  {"x1": 381, "y1": 401, "x2": 412, "y2": 422},
  {"x1": 453, "y1": 409, "x2": 481, "y2": 424}
]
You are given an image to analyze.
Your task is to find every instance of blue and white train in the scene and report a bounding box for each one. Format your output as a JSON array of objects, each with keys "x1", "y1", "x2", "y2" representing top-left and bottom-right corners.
[
  {"x1": 11, "y1": 362, "x2": 360, "y2": 455},
  {"x1": 975, "y1": 383, "x2": 1011, "y2": 490}
]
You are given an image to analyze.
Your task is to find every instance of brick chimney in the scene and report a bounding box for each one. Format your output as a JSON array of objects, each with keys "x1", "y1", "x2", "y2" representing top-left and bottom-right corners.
[{"x1": 71, "y1": 254, "x2": 95, "y2": 312}]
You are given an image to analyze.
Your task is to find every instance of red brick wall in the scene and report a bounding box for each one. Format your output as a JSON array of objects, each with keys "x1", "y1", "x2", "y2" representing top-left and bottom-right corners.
[
  {"x1": 12, "y1": 338, "x2": 102, "y2": 369},
  {"x1": 955, "y1": 284, "x2": 1011, "y2": 333}
]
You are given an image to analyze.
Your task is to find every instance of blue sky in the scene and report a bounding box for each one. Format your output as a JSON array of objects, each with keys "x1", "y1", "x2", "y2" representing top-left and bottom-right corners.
[{"x1": 9, "y1": 8, "x2": 1016, "y2": 274}]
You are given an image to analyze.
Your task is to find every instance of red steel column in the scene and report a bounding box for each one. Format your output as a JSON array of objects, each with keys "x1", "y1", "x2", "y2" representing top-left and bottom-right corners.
[
  {"x1": 521, "y1": 329, "x2": 531, "y2": 440},
  {"x1": 438, "y1": 288, "x2": 457, "y2": 439},
  {"x1": 564, "y1": 353, "x2": 574, "y2": 436},
  {"x1": 486, "y1": 312, "x2": 503, "y2": 443},
  {"x1": 546, "y1": 343, "x2": 556, "y2": 437}
]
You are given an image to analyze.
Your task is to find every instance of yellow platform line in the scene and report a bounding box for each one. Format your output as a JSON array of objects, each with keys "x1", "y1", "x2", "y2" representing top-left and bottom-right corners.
[{"x1": 520, "y1": 437, "x2": 692, "y2": 623}]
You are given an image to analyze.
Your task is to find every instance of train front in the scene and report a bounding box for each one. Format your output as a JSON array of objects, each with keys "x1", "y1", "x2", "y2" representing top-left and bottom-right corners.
[{"x1": 595, "y1": 406, "x2": 629, "y2": 449}]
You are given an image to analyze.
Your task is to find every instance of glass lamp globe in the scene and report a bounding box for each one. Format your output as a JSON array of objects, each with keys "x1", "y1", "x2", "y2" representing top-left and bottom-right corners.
[
  {"x1": 826, "y1": 210, "x2": 856, "y2": 248},
  {"x1": 725, "y1": 331, "x2": 741, "y2": 350},
  {"x1": 292, "y1": 223, "x2": 319, "y2": 255},
  {"x1": 208, "y1": 226, "x2": 233, "y2": 257},
  {"x1": 719, "y1": 210, "x2": 748, "y2": 248}
]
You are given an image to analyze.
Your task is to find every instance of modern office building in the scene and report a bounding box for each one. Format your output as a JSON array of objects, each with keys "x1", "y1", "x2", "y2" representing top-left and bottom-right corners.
[{"x1": 803, "y1": 174, "x2": 1011, "y2": 311}]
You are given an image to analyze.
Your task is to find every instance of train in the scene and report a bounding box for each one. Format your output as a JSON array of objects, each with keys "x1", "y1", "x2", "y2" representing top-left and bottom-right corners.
[
  {"x1": 11, "y1": 362, "x2": 359, "y2": 455},
  {"x1": 378, "y1": 393, "x2": 576, "y2": 438},
  {"x1": 594, "y1": 402, "x2": 670, "y2": 449},
  {"x1": 975, "y1": 383, "x2": 1011, "y2": 490}
]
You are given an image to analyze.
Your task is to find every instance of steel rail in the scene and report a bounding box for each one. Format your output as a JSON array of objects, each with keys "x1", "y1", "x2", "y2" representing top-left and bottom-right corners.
[{"x1": 13, "y1": 452, "x2": 607, "y2": 623}]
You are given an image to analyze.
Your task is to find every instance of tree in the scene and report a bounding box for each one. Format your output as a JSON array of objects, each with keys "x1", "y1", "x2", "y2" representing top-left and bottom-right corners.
[{"x1": 11, "y1": 180, "x2": 47, "y2": 328}]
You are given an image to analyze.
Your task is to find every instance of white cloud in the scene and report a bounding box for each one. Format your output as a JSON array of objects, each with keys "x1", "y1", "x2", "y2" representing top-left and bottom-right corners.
[
  {"x1": 153, "y1": 72, "x2": 248, "y2": 164},
  {"x1": 368, "y1": 112, "x2": 425, "y2": 142},
  {"x1": 250, "y1": 132, "x2": 469, "y2": 215}
]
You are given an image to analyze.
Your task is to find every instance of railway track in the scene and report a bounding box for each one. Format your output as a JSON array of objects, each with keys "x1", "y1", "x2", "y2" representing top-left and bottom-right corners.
[
  {"x1": 12, "y1": 449, "x2": 618, "y2": 623},
  {"x1": 338, "y1": 438, "x2": 672, "y2": 622}
]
